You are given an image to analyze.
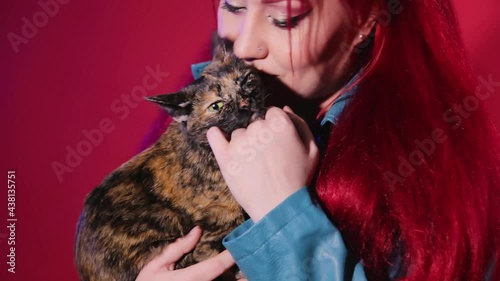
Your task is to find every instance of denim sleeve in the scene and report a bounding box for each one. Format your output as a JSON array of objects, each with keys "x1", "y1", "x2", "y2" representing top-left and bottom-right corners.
[{"x1": 222, "y1": 187, "x2": 368, "y2": 281}]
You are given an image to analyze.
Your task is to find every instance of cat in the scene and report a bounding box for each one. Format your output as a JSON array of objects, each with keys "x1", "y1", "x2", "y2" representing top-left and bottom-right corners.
[{"x1": 74, "y1": 46, "x2": 267, "y2": 281}]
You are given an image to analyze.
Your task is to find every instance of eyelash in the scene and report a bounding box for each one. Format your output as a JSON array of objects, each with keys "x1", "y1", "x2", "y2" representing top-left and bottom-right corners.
[
  {"x1": 221, "y1": 1, "x2": 309, "y2": 29},
  {"x1": 221, "y1": 1, "x2": 245, "y2": 13},
  {"x1": 271, "y1": 12, "x2": 308, "y2": 29}
]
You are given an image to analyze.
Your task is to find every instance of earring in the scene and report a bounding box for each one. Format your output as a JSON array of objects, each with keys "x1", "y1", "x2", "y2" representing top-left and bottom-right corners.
[{"x1": 358, "y1": 34, "x2": 366, "y2": 41}]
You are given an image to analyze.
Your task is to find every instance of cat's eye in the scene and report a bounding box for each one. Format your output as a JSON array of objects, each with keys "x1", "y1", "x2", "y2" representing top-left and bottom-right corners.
[{"x1": 208, "y1": 101, "x2": 225, "y2": 112}]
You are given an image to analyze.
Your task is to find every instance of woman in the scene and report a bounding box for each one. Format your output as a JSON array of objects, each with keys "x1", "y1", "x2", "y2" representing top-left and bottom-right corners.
[{"x1": 137, "y1": 0, "x2": 500, "y2": 280}]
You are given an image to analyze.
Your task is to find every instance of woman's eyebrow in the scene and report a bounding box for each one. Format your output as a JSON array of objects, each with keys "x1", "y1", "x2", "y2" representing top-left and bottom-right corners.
[
  {"x1": 261, "y1": 0, "x2": 287, "y2": 3},
  {"x1": 261, "y1": 0, "x2": 309, "y2": 7}
]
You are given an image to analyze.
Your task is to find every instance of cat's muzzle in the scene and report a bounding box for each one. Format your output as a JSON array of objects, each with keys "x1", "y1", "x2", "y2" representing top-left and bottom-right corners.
[{"x1": 250, "y1": 109, "x2": 267, "y2": 122}]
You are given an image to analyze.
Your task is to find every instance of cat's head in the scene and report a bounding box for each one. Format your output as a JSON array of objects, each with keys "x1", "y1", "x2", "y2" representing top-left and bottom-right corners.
[{"x1": 145, "y1": 50, "x2": 266, "y2": 146}]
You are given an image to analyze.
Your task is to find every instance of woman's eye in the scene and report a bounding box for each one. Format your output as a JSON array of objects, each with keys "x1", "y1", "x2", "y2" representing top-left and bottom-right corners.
[
  {"x1": 208, "y1": 101, "x2": 225, "y2": 112},
  {"x1": 271, "y1": 10, "x2": 311, "y2": 29},
  {"x1": 272, "y1": 18, "x2": 299, "y2": 29},
  {"x1": 221, "y1": 1, "x2": 246, "y2": 14}
]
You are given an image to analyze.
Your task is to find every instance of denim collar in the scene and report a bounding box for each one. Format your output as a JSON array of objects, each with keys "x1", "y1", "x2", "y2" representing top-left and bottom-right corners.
[
  {"x1": 191, "y1": 61, "x2": 211, "y2": 81},
  {"x1": 319, "y1": 72, "x2": 359, "y2": 127},
  {"x1": 191, "y1": 61, "x2": 359, "y2": 128}
]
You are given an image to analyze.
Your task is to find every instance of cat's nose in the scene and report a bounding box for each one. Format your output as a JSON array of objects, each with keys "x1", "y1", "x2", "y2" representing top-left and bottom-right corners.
[
  {"x1": 240, "y1": 100, "x2": 250, "y2": 109},
  {"x1": 239, "y1": 99, "x2": 250, "y2": 109}
]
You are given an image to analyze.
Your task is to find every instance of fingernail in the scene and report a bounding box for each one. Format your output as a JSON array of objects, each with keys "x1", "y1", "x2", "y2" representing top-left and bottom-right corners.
[
  {"x1": 187, "y1": 226, "x2": 199, "y2": 236},
  {"x1": 284, "y1": 106, "x2": 294, "y2": 113}
]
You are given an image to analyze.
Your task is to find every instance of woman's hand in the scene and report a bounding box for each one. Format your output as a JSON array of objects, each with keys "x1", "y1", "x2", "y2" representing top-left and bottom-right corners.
[
  {"x1": 136, "y1": 226, "x2": 236, "y2": 281},
  {"x1": 207, "y1": 106, "x2": 319, "y2": 222}
]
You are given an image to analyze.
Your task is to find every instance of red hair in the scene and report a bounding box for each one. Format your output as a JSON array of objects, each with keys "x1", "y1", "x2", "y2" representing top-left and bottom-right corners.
[{"x1": 316, "y1": 0, "x2": 500, "y2": 280}]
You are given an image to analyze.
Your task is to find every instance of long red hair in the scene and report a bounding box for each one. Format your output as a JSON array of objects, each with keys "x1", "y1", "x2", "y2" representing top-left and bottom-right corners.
[{"x1": 316, "y1": 0, "x2": 500, "y2": 280}]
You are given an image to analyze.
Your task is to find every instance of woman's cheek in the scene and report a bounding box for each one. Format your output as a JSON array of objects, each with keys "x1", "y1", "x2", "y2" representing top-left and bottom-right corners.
[{"x1": 217, "y1": 13, "x2": 238, "y2": 40}]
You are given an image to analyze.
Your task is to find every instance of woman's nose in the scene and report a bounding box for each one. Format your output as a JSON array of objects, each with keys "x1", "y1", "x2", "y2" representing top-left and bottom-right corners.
[{"x1": 233, "y1": 12, "x2": 269, "y2": 61}]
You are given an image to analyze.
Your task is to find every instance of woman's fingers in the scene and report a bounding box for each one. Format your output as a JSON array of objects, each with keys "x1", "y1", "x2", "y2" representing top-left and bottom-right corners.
[
  {"x1": 136, "y1": 227, "x2": 237, "y2": 281},
  {"x1": 147, "y1": 226, "x2": 202, "y2": 271},
  {"x1": 283, "y1": 106, "x2": 315, "y2": 146},
  {"x1": 175, "y1": 250, "x2": 236, "y2": 281},
  {"x1": 207, "y1": 126, "x2": 230, "y2": 165},
  {"x1": 230, "y1": 128, "x2": 246, "y2": 141},
  {"x1": 206, "y1": 106, "x2": 318, "y2": 222},
  {"x1": 284, "y1": 106, "x2": 319, "y2": 159}
]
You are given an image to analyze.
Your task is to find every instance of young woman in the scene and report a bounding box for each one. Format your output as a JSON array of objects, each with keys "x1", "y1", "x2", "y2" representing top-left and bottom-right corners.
[{"x1": 136, "y1": 0, "x2": 500, "y2": 280}]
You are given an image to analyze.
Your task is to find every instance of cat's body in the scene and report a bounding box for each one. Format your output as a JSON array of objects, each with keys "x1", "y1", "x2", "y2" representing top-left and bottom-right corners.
[{"x1": 75, "y1": 50, "x2": 266, "y2": 281}]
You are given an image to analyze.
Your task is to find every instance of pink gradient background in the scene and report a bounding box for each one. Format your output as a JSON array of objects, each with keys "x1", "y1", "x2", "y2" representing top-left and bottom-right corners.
[{"x1": 1, "y1": 1, "x2": 499, "y2": 280}]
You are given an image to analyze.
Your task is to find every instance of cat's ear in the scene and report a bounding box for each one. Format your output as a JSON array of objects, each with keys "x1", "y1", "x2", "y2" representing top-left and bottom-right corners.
[
  {"x1": 211, "y1": 34, "x2": 233, "y2": 62},
  {"x1": 145, "y1": 90, "x2": 194, "y2": 122}
]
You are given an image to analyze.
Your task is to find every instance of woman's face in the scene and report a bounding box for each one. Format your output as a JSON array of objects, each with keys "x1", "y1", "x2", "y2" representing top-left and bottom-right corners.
[{"x1": 217, "y1": 0, "x2": 360, "y2": 108}]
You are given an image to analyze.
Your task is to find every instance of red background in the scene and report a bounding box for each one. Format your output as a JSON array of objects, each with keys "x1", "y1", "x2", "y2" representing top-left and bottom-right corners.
[{"x1": 2, "y1": 1, "x2": 499, "y2": 280}]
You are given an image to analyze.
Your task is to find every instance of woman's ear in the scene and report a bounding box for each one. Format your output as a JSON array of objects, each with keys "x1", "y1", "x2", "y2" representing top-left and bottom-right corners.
[
  {"x1": 355, "y1": 14, "x2": 378, "y2": 46},
  {"x1": 211, "y1": 33, "x2": 234, "y2": 62},
  {"x1": 339, "y1": 4, "x2": 380, "y2": 57}
]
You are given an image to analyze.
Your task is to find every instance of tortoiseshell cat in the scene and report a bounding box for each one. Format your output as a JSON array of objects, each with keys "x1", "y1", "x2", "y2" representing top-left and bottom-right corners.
[{"x1": 74, "y1": 46, "x2": 266, "y2": 281}]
